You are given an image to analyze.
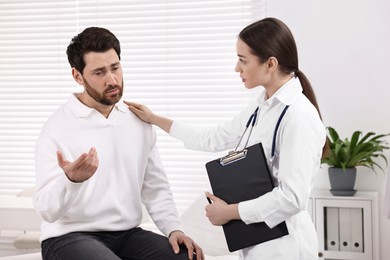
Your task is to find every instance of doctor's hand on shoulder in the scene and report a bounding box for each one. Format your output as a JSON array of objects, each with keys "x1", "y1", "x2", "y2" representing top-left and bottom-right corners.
[
  {"x1": 124, "y1": 101, "x2": 173, "y2": 134},
  {"x1": 205, "y1": 192, "x2": 240, "y2": 226},
  {"x1": 124, "y1": 101, "x2": 155, "y2": 123}
]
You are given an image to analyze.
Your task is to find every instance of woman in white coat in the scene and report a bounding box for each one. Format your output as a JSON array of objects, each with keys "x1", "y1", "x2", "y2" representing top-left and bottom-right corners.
[{"x1": 125, "y1": 17, "x2": 327, "y2": 260}]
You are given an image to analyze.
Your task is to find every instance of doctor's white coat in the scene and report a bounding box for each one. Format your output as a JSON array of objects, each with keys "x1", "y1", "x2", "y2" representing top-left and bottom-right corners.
[{"x1": 170, "y1": 78, "x2": 326, "y2": 260}]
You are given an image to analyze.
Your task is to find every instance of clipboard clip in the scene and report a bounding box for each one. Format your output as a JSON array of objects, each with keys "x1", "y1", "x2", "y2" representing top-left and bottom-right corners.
[
  {"x1": 219, "y1": 105, "x2": 289, "y2": 167},
  {"x1": 220, "y1": 149, "x2": 247, "y2": 166},
  {"x1": 219, "y1": 107, "x2": 259, "y2": 166}
]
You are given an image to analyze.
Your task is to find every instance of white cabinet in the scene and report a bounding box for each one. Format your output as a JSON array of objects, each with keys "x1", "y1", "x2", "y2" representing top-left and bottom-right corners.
[{"x1": 309, "y1": 190, "x2": 379, "y2": 260}]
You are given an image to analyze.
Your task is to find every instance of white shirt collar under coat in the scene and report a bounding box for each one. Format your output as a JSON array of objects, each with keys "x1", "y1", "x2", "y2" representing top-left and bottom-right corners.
[{"x1": 257, "y1": 77, "x2": 303, "y2": 107}]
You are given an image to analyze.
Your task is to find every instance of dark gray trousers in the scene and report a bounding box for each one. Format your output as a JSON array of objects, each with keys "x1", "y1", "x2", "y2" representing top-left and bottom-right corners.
[{"x1": 41, "y1": 227, "x2": 192, "y2": 260}]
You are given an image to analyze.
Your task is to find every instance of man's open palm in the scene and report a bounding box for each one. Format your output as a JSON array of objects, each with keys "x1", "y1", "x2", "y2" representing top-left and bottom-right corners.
[{"x1": 57, "y1": 147, "x2": 99, "y2": 183}]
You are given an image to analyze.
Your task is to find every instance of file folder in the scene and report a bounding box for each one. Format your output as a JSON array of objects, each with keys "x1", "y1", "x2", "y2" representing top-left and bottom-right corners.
[
  {"x1": 350, "y1": 208, "x2": 363, "y2": 252},
  {"x1": 205, "y1": 142, "x2": 289, "y2": 252},
  {"x1": 325, "y1": 207, "x2": 340, "y2": 251},
  {"x1": 339, "y1": 207, "x2": 352, "y2": 251}
]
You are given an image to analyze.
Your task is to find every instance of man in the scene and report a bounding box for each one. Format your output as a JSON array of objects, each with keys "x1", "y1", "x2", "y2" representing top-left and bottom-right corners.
[{"x1": 33, "y1": 27, "x2": 204, "y2": 260}]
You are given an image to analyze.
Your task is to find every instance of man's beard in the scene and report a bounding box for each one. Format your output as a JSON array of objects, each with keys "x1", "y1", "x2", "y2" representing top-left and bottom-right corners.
[{"x1": 83, "y1": 77, "x2": 123, "y2": 106}]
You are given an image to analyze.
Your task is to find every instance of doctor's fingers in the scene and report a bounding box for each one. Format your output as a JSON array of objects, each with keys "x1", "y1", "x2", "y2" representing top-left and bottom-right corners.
[
  {"x1": 123, "y1": 100, "x2": 151, "y2": 112},
  {"x1": 124, "y1": 101, "x2": 154, "y2": 122},
  {"x1": 123, "y1": 101, "x2": 146, "y2": 113},
  {"x1": 123, "y1": 100, "x2": 140, "y2": 108},
  {"x1": 205, "y1": 191, "x2": 224, "y2": 204}
]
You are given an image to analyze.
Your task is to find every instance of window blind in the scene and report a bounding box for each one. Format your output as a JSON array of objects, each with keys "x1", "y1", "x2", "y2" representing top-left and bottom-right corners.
[{"x1": 0, "y1": 0, "x2": 265, "y2": 213}]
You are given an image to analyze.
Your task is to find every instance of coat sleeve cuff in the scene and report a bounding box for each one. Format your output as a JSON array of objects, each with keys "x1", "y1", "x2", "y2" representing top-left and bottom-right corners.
[
  {"x1": 169, "y1": 121, "x2": 189, "y2": 140},
  {"x1": 238, "y1": 192, "x2": 284, "y2": 229},
  {"x1": 238, "y1": 199, "x2": 263, "y2": 225}
]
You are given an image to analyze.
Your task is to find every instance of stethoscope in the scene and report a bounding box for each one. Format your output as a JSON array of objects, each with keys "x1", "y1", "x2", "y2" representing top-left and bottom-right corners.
[
  {"x1": 236, "y1": 105, "x2": 289, "y2": 162},
  {"x1": 219, "y1": 105, "x2": 289, "y2": 166}
]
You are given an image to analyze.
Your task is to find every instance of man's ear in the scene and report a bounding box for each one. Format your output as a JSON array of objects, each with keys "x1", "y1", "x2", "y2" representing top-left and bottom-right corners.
[
  {"x1": 72, "y1": 68, "x2": 84, "y2": 85},
  {"x1": 267, "y1": 57, "x2": 278, "y2": 72}
]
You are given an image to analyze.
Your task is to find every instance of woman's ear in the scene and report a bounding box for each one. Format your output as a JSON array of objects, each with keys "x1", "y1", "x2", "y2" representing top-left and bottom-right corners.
[
  {"x1": 72, "y1": 68, "x2": 84, "y2": 85},
  {"x1": 267, "y1": 57, "x2": 278, "y2": 72}
]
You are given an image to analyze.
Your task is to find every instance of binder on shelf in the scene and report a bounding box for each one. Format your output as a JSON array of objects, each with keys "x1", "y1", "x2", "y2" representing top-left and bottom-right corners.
[
  {"x1": 350, "y1": 207, "x2": 364, "y2": 252},
  {"x1": 339, "y1": 207, "x2": 352, "y2": 251},
  {"x1": 205, "y1": 142, "x2": 289, "y2": 252},
  {"x1": 326, "y1": 207, "x2": 340, "y2": 251}
]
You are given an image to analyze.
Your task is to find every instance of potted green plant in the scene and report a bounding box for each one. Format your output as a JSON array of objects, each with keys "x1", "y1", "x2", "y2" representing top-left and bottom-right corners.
[{"x1": 321, "y1": 126, "x2": 389, "y2": 196}]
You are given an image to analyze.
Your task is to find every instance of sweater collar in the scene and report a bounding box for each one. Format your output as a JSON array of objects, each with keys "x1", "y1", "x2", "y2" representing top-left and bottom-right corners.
[{"x1": 67, "y1": 94, "x2": 127, "y2": 118}]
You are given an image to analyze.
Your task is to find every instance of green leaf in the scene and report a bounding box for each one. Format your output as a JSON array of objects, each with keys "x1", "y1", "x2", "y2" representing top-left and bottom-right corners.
[{"x1": 322, "y1": 127, "x2": 390, "y2": 174}]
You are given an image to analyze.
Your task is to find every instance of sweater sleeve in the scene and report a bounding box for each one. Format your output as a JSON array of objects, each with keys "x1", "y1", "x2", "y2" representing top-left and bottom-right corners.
[
  {"x1": 140, "y1": 129, "x2": 183, "y2": 236},
  {"x1": 33, "y1": 131, "x2": 84, "y2": 223}
]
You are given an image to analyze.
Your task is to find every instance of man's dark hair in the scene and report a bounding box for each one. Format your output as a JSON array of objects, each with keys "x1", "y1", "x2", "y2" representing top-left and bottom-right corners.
[{"x1": 66, "y1": 27, "x2": 121, "y2": 74}]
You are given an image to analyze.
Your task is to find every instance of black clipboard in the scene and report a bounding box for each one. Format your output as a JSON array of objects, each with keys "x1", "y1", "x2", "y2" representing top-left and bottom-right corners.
[{"x1": 205, "y1": 142, "x2": 289, "y2": 252}]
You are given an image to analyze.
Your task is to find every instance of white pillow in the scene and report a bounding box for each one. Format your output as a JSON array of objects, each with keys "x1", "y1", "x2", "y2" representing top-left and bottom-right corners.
[
  {"x1": 13, "y1": 231, "x2": 41, "y2": 249},
  {"x1": 180, "y1": 195, "x2": 236, "y2": 257},
  {"x1": 0, "y1": 253, "x2": 41, "y2": 260}
]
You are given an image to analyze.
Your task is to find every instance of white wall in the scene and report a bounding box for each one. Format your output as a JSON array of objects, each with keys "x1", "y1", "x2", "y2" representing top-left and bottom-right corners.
[{"x1": 266, "y1": 0, "x2": 390, "y2": 258}]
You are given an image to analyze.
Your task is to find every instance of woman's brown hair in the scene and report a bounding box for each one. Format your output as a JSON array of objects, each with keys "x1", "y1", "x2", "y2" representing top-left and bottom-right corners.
[{"x1": 239, "y1": 17, "x2": 329, "y2": 157}]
